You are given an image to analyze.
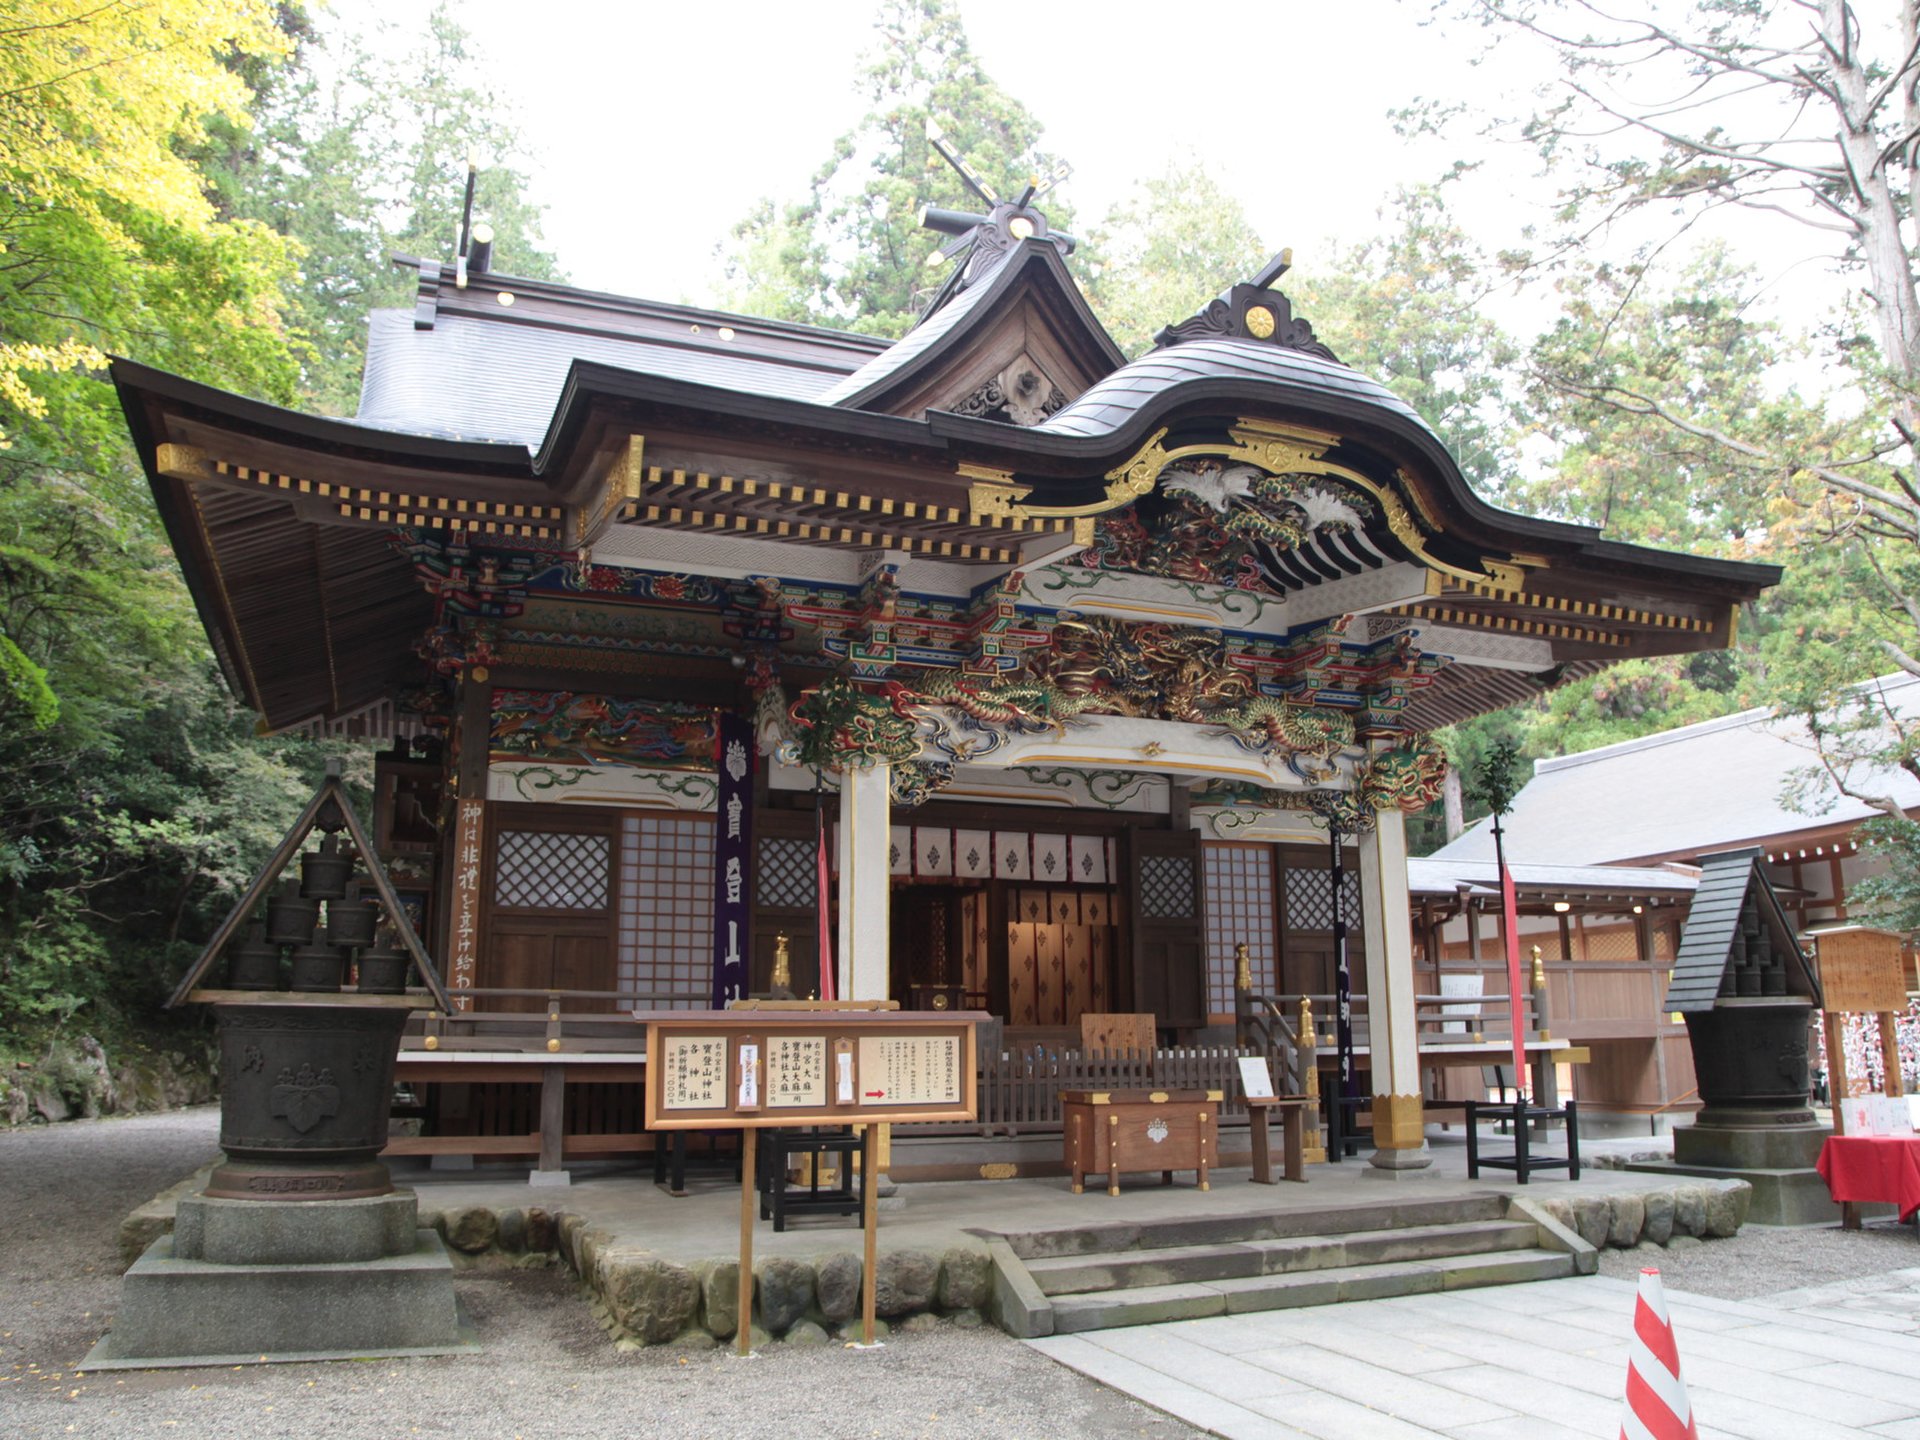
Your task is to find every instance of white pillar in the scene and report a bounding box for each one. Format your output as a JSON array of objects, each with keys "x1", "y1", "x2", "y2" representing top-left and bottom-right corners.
[
  {"x1": 1358, "y1": 807, "x2": 1430, "y2": 1172},
  {"x1": 835, "y1": 762, "x2": 891, "y2": 1001}
]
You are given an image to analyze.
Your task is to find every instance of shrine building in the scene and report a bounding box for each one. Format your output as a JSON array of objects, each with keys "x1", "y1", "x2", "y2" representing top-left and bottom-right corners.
[{"x1": 112, "y1": 192, "x2": 1778, "y2": 1173}]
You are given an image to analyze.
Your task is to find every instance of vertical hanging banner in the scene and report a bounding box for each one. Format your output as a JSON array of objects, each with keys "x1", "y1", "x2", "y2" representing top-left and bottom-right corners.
[{"x1": 711, "y1": 713, "x2": 754, "y2": 1007}]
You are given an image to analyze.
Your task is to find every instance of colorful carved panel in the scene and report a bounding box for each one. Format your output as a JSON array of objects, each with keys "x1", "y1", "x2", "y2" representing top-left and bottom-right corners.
[
  {"x1": 489, "y1": 689, "x2": 716, "y2": 769},
  {"x1": 1076, "y1": 463, "x2": 1376, "y2": 595}
]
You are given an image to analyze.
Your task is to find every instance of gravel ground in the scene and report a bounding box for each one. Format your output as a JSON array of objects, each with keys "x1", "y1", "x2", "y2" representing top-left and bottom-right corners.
[
  {"x1": 0, "y1": 1107, "x2": 1200, "y2": 1440},
  {"x1": 1596, "y1": 1217, "x2": 1920, "y2": 1299}
]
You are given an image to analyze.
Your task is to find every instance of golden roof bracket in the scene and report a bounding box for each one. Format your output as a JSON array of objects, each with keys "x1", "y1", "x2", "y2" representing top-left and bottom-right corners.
[
  {"x1": 573, "y1": 433, "x2": 645, "y2": 550},
  {"x1": 155, "y1": 442, "x2": 213, "y2": 482}
]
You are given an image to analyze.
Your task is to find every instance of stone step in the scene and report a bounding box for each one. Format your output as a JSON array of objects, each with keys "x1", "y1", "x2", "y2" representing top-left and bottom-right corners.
[
  {"x1": 1002, "y1": 1191, "x2": 1510, "y2": 1261},
  {"x1": 1027, "y1": 1219, "x2": 1540, "y2": 1296},
  {"x1": 1047, "y1": 1249, "x2": 1575, "y2": 1333}
]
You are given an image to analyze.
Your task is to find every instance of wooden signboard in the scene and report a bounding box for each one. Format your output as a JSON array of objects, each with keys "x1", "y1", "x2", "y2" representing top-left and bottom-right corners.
[
  {"x1": 638, "y1": 1008, "x2": 983, "y2": 1358},
  {"x1": 640, "y1": 1010, "x2": 982, "y2": 1131},
  {"x1": 1809, "y1": 926, "x2": 1909, "y2": 1014}
]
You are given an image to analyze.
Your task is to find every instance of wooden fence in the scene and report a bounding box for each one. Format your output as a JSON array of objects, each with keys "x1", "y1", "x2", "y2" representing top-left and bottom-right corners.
[{"x1": 974, "y1": 1044, "x2": 1282, "y2": 1134}]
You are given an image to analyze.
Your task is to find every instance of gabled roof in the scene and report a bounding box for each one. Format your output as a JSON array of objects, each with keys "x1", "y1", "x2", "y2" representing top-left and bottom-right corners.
[
  {"x1": 1665, "y1": 847, "x2": 1821, "y2": 1012},
  {"x1": 1431, "y1": 673, "x2": 1920, "y2": 868},
  {"x1": 812, "y1": 239, "x2": 1125, "y2": 417}
]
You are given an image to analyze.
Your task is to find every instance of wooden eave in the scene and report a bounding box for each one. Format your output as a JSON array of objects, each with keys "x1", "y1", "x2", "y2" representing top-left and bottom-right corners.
[{"x1": 115, "y1": 305, "x2": 1782, "y2": 735}]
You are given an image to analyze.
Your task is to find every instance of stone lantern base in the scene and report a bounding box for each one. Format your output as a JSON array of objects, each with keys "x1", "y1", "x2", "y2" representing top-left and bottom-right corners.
[{"x1": 83, "y1": 1190, "x2": 475, "y2": 1367}]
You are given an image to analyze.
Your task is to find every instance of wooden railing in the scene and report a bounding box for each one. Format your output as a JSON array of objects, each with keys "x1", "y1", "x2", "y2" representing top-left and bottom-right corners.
[{"x1": 973, "y1": 1043, "x2": 1282, "y2": 1135}]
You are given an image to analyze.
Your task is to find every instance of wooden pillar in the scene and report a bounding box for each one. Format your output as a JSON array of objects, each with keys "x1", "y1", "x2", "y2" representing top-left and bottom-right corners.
[
  {"x1": 1824, "y1": 1009, "x2": 1852, "y2": 1129},
  {"x1": 1358, "y1": 809, "x2": 1429, "y2": 1173},
  {"x1": 447, "y1": 668, "x2": 492, "y2": 1012},
  {"x1": 1879, "y1": 1012, "x2": 1904, "y2": 1098},
  {"x1": 835, "y1": 762, "x2": 891, "y2": 1001}
]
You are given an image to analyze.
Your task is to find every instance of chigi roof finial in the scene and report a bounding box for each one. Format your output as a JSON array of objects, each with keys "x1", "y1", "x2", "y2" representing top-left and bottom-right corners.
[{"x1": 914, "y1": 117, "x2": 1076, "y2": 319}]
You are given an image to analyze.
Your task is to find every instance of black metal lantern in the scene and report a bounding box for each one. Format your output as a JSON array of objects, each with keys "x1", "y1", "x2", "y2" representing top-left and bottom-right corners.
[
  {"x1": 226, "y1": 925, "x2": 282, "y2": 991},
  {"x1": 301, "y1": 833, "x2": 354, "y2": 900},
  {"x1": 356, "y1": 930, "x2": 411, "y2": 995},
  {"x1": 326, "y1": 891, "x2": 380, "y2": 950},
  {"x1": 288, "y1": 941, "x2": 345, "y2": 994}
]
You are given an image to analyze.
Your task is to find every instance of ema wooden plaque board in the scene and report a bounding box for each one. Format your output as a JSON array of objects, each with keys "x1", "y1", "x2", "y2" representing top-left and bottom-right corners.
[
  {"x1": 1811, "y1": 926, "x2": 1909, "y2": 1014},
  {"x1": 640, "y1": 1010, "x2": 983, "y2": 1130}
]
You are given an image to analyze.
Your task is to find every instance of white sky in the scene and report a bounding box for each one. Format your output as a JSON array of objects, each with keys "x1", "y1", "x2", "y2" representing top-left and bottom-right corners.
[
  {"x1": 356, "y1": 0, "x2": 1554, "y2": 302},
  {"x1": 334, "y1": 0, "x2": 1839, "y2": 341}
]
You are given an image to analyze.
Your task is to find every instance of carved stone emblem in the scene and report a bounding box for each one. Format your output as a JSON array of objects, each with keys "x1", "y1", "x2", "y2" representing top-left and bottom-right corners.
[{"x1": 270, "y1": 1064, "x2": 341, "y2": 1134}]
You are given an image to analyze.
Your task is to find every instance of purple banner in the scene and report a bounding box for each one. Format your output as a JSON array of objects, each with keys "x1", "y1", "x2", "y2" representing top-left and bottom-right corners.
[{"x1": 711, "y1": 712, "x2": 754, "y2": 1007}]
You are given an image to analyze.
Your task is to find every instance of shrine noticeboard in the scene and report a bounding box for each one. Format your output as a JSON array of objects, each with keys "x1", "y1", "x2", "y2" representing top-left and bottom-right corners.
[
  {"x1": 639, "y1": 1010, "x2": 983, "y2": 1130},
  {"x1": 1809, "y1": 926, "x2": 1908, "y2": 1014}
]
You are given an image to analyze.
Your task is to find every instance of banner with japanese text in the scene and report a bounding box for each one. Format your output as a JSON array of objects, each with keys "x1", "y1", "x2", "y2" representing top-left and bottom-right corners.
[{"x1": 711, "y1": 713, "x2": 754, "y2": 1007}]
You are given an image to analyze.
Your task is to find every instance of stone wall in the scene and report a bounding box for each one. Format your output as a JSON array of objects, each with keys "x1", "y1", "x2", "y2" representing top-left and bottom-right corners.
[
  {"x1": 406, "y1": 1202, "x2": 992, "y2": 1349},
  {"x1": 1535, "y1": 1179, "x2": 1750, "y2": 1250}
]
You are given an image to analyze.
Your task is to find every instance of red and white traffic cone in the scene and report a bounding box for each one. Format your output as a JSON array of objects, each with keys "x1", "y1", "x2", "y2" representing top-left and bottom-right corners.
[{"x1": 1620, "y1": 1266, "x2": 1699, "y2": 1440}]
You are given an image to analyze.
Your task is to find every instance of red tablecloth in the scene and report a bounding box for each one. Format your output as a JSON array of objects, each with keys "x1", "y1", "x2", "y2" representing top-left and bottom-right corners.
[{"x1": 1816, "y1": 1135, "x2": 1920, "y2": 1221}]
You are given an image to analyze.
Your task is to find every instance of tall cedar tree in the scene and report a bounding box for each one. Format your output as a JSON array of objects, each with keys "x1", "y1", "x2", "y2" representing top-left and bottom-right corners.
[{"x1": 720, "y1": 0, "x2": 1074, "y2": 338}]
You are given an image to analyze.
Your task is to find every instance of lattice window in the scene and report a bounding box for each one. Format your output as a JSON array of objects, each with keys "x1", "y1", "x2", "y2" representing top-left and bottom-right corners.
[
  {"x1": 1205, "y1": 844, "x2": 1277, "y2": 1016},
  {"x1": 756, "y1": 835, "x2": 814, "y2": 909},
  {"x1": 1283, "y1": 866, "x2": 1363, "y2": 933},
  {"x1": 493, "y1": 831, "x2": 610, "y2": 911},
  {"x1": 617, "y1": 815, "x2": 713, "y2": 1010},
  {"x1": 1578, "y1": 916, "x2": 1641, "y2": 962},
  {"x1": 1140, "y1": 853, "x2": 1197, "y2": 919}
]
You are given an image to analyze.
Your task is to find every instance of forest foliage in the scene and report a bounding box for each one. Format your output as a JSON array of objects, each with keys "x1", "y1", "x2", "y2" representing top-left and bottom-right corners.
[
  {"x1": 0, "y1": 0, "x2": 560, "y2": 1081},
  {"x1": 5, "y1": 0, "x2": 1918, "y2": 1087}
]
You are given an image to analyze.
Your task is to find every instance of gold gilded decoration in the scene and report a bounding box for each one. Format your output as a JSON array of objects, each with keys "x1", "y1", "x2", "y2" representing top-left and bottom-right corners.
[
  {"x1": 1371, "y1": 1093, "x2": 1426, "y2": 1149},
  {"x1": 1244, "y1": 304, "x2": 1276, "y2": 339},
  {"x1": 1234, "y1": 941, "x2": 1253, "y2": 993},
  {"x1": 546, "y1": 1038, "x2": 560, "y2": 1053},
  {"x1": 1149, "y1": 1091, "x2": 1169, "y2": 1103},
  {"x1": 154, "y1": 442, "x2": 211, "y2": 480},
  {"x1": 979, "y1": 1162, "x2": 1017, "y2": 1180},
  {"x1": 424, "y1": 1035, "x2": 440, "y2": 1051},
  {"x1": 771, "y1": 933, "x2": 792, "y2": 992},
  {"x1": 960, "y1": 462, "x2": 1031, "y2": 524},
  {"x1": 1104, "y1": 428, "x2": 1173, "y2": 508},
  {"x1": 1299, "y1": 995, "x2": 1317, "y2": 1048}
]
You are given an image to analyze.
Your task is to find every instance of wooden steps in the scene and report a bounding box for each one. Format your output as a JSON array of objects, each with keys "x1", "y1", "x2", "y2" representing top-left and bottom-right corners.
[{"x1": 987, "y1": 1194, "x2": 1592, "y2": 1338}]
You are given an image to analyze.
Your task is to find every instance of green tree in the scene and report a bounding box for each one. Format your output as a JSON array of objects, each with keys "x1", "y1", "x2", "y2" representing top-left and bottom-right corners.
[
  {"x1": 222, "y1": 3, "x2": 565, "y2": 413},
  {"x1": 1426, "y1": 0, "x2": 1920, "y2": 831},
  {"x1": 1085, "y1": 159, "x2": 1269, "y2": 357},
  {"x1": 1290, "y1": 183, "x2": 1522, "y2": 497},
  {"x1": 0, "y1": 0, "x2": 341, "y2": 1071},
  {"x1": 719, "y1": 0, "x2": 1074, "y2": 338}
]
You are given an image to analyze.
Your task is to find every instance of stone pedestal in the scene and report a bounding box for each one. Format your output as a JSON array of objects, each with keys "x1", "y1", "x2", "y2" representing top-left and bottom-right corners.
[
  {"x1": 1629, "y1": 996, "x2": 1853, "y2": 1225},
  {"x1": 85, "y1": 1189, "x2": 475, "y2": 1368},
  {"x1": 1627, "y1": 1120, "x2": 1844, "y2": 1226}
]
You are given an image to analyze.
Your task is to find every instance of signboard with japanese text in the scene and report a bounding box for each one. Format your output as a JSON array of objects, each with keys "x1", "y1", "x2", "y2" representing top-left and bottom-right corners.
[
  {"x1": 709, "y1": 713, "x2": 754, "y2": 1007},
  {"x1": 640, "y1": 1010, "x2": 982, "y2": 1130}
]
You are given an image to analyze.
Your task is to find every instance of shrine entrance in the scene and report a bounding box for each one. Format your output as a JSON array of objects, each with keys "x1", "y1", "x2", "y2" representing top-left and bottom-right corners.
[{"x1": 887, "y1": 878, "x2": 1125, "y2": 1035}]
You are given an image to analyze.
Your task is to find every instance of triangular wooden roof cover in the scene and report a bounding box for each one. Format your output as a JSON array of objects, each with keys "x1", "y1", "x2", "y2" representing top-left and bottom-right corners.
[{"x1": 1664, "y1": 847, "x2": 1822, "y2": 1013}]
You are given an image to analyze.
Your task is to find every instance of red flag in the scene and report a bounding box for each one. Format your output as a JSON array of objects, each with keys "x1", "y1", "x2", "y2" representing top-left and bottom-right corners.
[
  {"x1": 1500, "y1": 860, "x2": 1527, "y2": 1090},
  {"x1": 816, "y1": 808, "x2": 836, "y2": 1002}
]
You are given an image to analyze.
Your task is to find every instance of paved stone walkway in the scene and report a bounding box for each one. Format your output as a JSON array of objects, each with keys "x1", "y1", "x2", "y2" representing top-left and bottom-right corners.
[{"x1": 1030, "y1": 1273, "x2": 1920, "y2": 1439}]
